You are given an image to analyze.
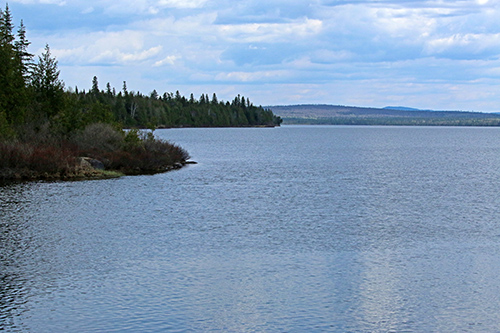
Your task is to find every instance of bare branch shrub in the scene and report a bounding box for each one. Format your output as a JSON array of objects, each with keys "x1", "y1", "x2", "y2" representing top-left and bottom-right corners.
[{"x1": 72, "y1": 123, "x2": 124, "y2": 153}]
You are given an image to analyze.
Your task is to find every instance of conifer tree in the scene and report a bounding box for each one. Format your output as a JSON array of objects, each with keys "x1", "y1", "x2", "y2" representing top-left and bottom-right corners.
[
  {"x1": 91, "y1": 76, "x2": 99, "y2": 95},
  {"x1": 14, "y1": 20, "x2": 33, "y2": 82},
  {"x1": 0, "y1": 4, "x2": 29, "y2": 128},
  {"x1": 30, "y1": 44, "x2": 65, "y2": 120},
  {"x1": 0, "y1": 4, "x2": 14, "y2": 45}
]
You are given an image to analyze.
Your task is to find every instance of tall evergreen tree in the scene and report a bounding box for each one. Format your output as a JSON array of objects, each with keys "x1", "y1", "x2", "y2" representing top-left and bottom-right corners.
[
  {"x1": 14, "y1": 20, "x2": 33, "y2": 82},
  {"x1": 0, "y1": 4, "x2": 14, "y2": 45},
  {"x1": 30, "y1": 44, "x2": 65, "y2": 120},
  {"x1": 91, "y1": 75, "x2": 99, "y2": 95},
  {"x1": 0, "y1": 4, "x2": 28, "y2": 128}
]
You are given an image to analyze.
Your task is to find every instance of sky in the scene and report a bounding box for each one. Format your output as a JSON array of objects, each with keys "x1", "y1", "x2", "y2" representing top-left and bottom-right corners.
[{"x1": 6, "y1": 0, "x2": 500, "y2": 111}]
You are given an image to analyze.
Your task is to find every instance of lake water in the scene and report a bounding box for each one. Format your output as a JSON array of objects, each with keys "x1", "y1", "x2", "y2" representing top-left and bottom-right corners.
[{"x1": 2, "y1": 125, "x2": 500, "y2": 332}]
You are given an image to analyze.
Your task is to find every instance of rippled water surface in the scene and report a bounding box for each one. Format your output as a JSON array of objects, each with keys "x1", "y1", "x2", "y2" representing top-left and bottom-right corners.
[{"x1": 2, "y1": 126, "x2": 500, "y2": 331}]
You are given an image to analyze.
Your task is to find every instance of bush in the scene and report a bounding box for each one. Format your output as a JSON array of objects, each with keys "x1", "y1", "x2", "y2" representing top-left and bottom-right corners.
[
  {"x1": 0, "y1": 122, "x2": 191, "y2": 180},
  {"x1": 72, "y1": 123, "x2": 124, "y2": 153},
  {"x1": 72, "y1": 124, "x2": 190, "y2": 174},
  {"x1": 0, "y1": 140, "x2": 78, "y2": 179},
  {"x1": 103, "y1": 130, "x2": 190, "y2": 173}
]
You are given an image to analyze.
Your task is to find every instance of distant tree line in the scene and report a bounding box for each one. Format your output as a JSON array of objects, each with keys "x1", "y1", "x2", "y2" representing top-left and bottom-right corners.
[
  {"x1": 0, "y1": 4, "x2": 281, "y2": 140},
  {"x1": 72, "y1": 77, "x2": 282, "y2": 131},
  {"x1": 283, "y1": 117, "x2": 500, "y2": 126}
]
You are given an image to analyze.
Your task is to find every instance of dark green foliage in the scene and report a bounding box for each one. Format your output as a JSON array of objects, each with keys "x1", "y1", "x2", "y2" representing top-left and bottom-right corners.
[
  {"x1": 68, "y1": 77, "x2": 282, "y2": 128},
  {"x1": 14, "y1": 20, "x2": 33, "y2": 82},
  {"x1": 0, "y1": 4, "x2": 15, "y2": 45},
  {"x1": 30, "y1": 44, "x2": 65, "y2": 120},
  {"x1": 0, "y1": 4, "x2": 30, "y2": 133}
]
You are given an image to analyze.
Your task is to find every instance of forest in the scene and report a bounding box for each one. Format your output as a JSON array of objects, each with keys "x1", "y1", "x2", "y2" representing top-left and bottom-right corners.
[
  {"x1": 73, "y1": 78, "x2": 282, "y2": 130},
  {"x1": 0, "y1": 5, "x2": 281, "y2": 180}
]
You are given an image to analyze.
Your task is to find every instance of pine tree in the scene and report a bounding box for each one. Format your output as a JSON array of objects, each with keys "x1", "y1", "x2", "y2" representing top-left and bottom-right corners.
[
  {"x1": 30, "y1": 44, "x2": 65, "y2": 120},
  {"x1": 0, "y1": 5, "x2": 29, "y2": 128},
  {"x1": 122, "y1": 81, "x2": 128, "y2": 96},
  {"x1": 0, "y1": 4, "x2": 14, "y2": 46},
  {"x1": 91, "y1": 75, "x2": 99, "y2": 95},
  {"x1": 14, "y1": 20, "x2": 33, "y2": 82}
]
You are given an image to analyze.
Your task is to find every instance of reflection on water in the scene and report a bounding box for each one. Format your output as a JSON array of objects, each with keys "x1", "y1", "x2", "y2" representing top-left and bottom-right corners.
[{"x1": 2, "y1": 126, "x2": 500, "y2": 331}]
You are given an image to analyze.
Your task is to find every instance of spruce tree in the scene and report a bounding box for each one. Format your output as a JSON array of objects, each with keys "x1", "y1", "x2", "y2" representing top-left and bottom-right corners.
[
  {"x1": 91, "y1": 75, "x2": 99, "y2": 95},
  {"x1": 0, "y1": 4, "x2": 14, "y2": 45},
  {"x1": 30, "y1": 44, "x2": 65, "y2": 120},
  {"x1": 14, "y1": 20, "x2": 33, "y2": 82},
  {"x1": 0, "y1": 4, "x2": 28, "y2": 128}
]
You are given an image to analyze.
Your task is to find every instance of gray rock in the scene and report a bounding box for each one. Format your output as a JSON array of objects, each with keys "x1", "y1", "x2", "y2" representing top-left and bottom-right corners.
[{"x1": 78, "y1": 157, "x2": 105, "y2": 170}]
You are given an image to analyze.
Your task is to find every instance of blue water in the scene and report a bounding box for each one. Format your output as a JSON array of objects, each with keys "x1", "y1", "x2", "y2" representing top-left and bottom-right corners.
[{"x1": 2, "y1": 126, "x2": 500, "y2": 331}]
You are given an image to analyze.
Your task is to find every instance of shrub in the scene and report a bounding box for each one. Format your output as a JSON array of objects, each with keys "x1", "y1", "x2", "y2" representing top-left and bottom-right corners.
[
  {"x1": 0, "y1": 122, "x2": 191, "y2": 180},
  {"x1": 0, "y1": 140, "x2": 78, "y2": 179},
  {"x1": 72, "y1": 123, "x2": 124, "y2": 153},
  {"x1": 104, "y1": 133, "x2": 190, "y2": 173}
]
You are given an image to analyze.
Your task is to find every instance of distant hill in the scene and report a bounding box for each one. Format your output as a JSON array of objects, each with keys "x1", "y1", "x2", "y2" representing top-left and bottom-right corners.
[
  {"x1": 383, "y1": 106, "x2": 426, "y2": 111},
  {"x1": 267, "y1": 104, "x2": 500, "y2": 126}
]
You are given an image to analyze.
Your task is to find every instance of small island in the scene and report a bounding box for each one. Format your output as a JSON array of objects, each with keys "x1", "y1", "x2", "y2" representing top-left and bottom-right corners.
[{"x1": 0, "y1": 5, "x2": 281, "y2": 181}]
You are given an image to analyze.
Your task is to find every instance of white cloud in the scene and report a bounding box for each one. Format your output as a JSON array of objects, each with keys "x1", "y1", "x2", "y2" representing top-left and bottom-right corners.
[
  {"x1": 50, "y1": 31, "x2": 163, "y2": 65},
  {"x1": 215, "y1": 70, "x2": 291, "y2": 82},
  {"x1": 40, "y1": 0, "x2": 66, "y2": 4},
  {"x1": 11, "y1": 0, "x2": 500, "y2": 111},
  {"x1": 425, "y1": 33, "x2": 500, "y2": 56},
  {"x1": 158, "y1": 0, "x2": 208, "y2": 9},
  {"x1": 154, "y1": 55, "x2": 179, "y2": 67},
  {"x1": 13, "y1": 0, "x2": 67, "y2": 4},
  {"x1": 217, "y1": 18, "x2": 323, "y2": 43}
]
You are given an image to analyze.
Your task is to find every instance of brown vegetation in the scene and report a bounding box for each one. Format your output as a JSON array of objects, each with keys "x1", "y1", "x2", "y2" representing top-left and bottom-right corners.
[{"x1": 0, "y1": 123, "x2": 190, "y2": 181}]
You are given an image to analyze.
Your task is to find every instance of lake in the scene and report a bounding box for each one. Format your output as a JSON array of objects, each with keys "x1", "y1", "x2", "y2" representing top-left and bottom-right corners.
[{"x1": 2, "y1": 125, "x2": 500, "y2": 332}]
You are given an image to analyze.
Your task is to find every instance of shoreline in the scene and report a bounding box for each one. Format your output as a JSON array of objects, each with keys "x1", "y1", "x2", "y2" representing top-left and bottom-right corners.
[{"x1": 0, "y1": 160, "x2": 197, "y2": 183}]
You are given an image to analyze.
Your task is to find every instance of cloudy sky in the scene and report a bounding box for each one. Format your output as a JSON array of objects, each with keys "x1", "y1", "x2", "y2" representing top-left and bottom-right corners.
[{"x1": 7, "y1": 0, "x2": 500, "y2": 111}]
